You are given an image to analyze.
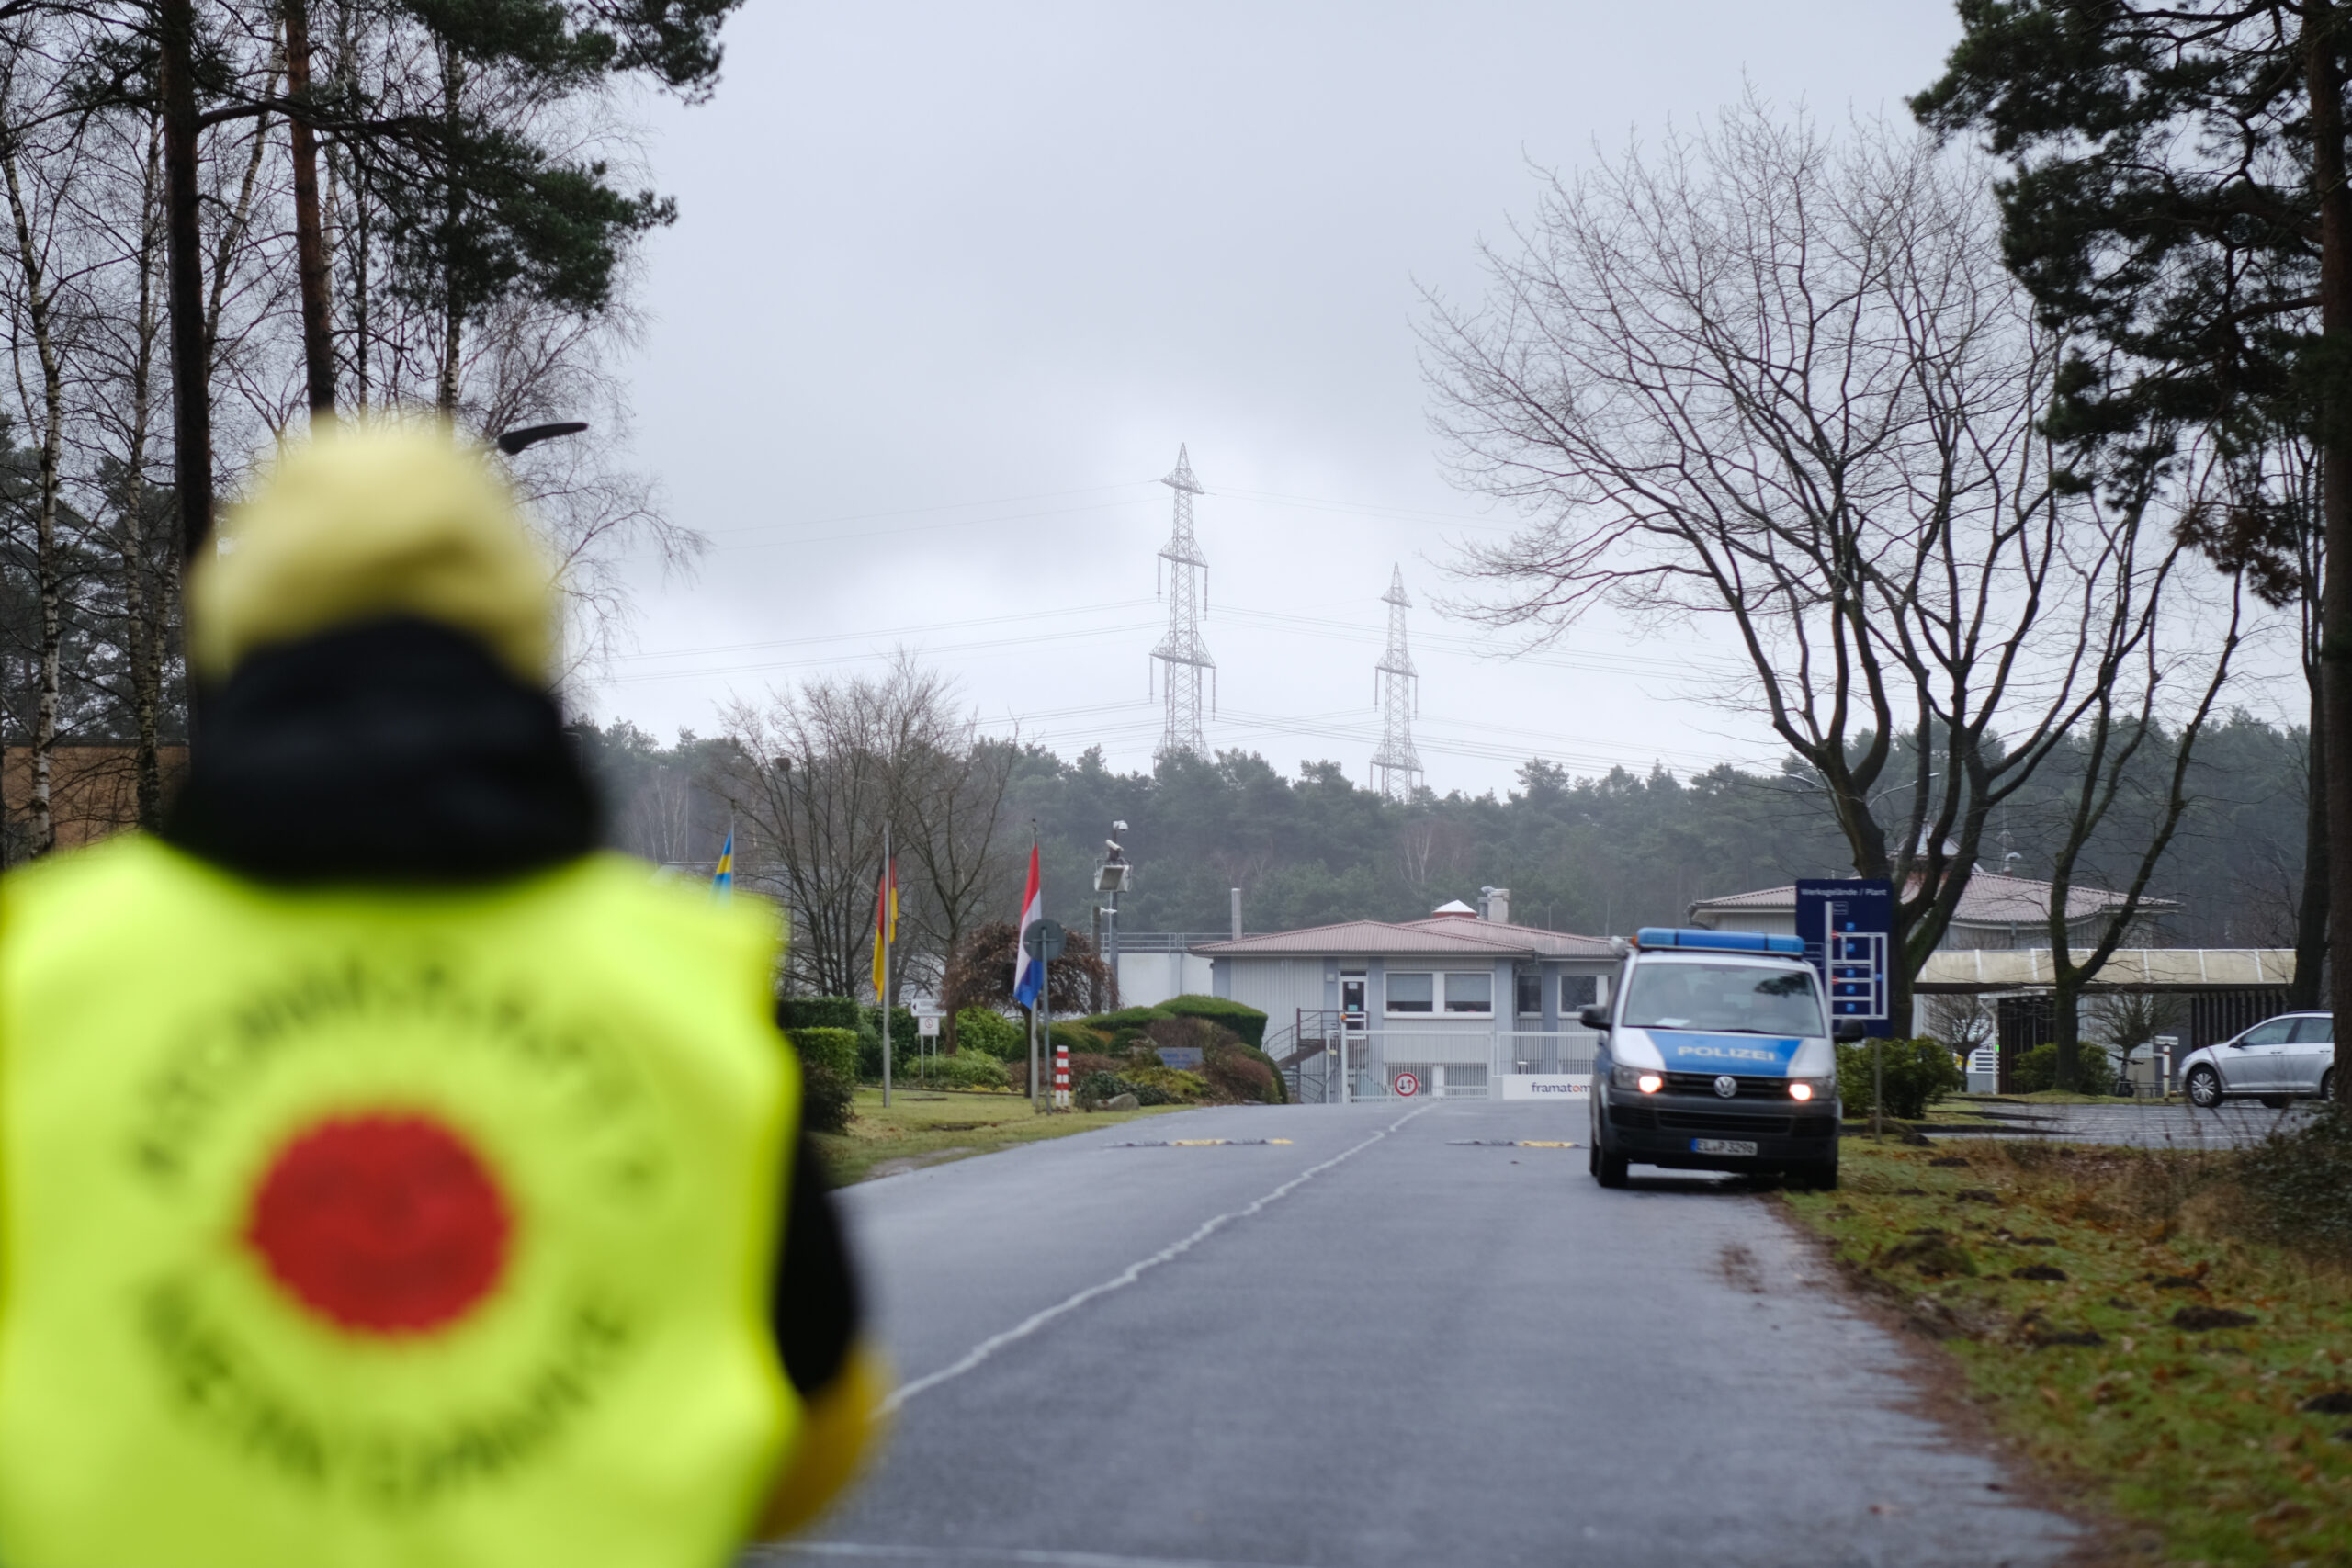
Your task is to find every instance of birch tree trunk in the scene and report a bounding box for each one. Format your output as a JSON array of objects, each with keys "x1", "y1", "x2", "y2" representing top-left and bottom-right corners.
[{"x1": 2, "y1": 127, "x2": 67, "y2": 856}]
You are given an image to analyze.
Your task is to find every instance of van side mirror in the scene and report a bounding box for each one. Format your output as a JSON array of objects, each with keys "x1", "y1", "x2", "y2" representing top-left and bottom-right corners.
[
  {"x1": 1577, "y1": 1003, "x2": 1611, "y2": 1031},
  {"x1": 1833, "y1": 1020, "x2": 1868, "y2": 1043}
]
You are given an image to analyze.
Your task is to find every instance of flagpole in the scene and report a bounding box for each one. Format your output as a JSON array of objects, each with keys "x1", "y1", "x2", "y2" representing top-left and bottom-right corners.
[
  {"x1": 881, "y1": 823, "x2": 893, "y2": 1111},
  {"x1": 1028, "y1": 822, "x2": 1041, "y2": 1112}
]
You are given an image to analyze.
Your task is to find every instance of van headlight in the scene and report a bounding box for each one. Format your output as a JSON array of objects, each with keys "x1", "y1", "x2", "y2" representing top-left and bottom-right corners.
[
  {"x1": 1787, "y1": 1077, "x2": 1835, "y2": 1102},
  {"x1": 1611, "y1": 1063, "x2": 1663, "y2": 1094}
]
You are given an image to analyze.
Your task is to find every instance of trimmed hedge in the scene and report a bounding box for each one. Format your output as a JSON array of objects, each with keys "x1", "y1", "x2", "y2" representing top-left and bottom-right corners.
[
  {"x1": 1159, "y1": 994, "x2": 1267, "y2": 1048},
  {"x1": 777, "y1": 996, "x2": 862, "y2": 1032},
  {"x1": 790, "y1": 1027, "x2": 862, "y2": 1085},
  {"x1": 898, "y1": 1050, "x2": 1011, "y2": 1090},
  {"x1": 1081, "y1": 1006, "x2": 1175, "y2": 1033},
  {"x1": 955, "y1": 1008, "x2": 1025, "y2": 1060}
]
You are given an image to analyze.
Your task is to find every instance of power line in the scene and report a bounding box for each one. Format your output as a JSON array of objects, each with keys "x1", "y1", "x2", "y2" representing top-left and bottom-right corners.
[
  {"x1": 605, "y1": 620, "x2": 1158, "y2": 684},
  {"x1": 611, "y1": 598, "x2": 1158, "y2": 664}
]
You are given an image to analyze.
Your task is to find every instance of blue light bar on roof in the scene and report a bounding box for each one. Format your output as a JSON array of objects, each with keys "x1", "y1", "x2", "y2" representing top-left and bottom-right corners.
[{"x1": 1634, "y1": 926, "x2": 1805, "y2": 956}]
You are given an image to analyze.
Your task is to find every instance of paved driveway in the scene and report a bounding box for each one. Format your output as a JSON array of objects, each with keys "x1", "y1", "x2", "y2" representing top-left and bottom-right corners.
[{"x1": 771, "y1": 1100, "x2": 2079, "y2": 1568}]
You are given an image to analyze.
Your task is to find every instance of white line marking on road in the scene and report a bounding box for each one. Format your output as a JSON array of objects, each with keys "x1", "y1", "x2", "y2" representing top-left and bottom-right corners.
[
  {"x1": 878, "y1": 1105, "x2": 1431, "y2": 1415},
  {"x1": 775, "y1": 1544, "x2": 1313, "y2": 1568}
]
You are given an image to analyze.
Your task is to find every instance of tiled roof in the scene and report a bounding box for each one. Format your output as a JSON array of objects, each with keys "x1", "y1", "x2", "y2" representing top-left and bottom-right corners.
[
  {"x1": 1194, "y1": 916, "x2": 1615, "y2": 959},
  {"x1": 1689, "y1": 872, "x2": 2178, "y2": 925}
]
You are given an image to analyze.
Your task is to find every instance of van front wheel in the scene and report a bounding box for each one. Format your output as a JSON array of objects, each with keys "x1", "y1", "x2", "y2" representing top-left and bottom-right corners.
[{"x1": 1786, "y1": 1160, "x2": 1838, "y2": 1191}]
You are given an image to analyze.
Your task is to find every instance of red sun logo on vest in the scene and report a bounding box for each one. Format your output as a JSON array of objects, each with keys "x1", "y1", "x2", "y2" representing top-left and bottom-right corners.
[{"x1": 245, "y1": 1111, "x2": 514, "y2": 1336}]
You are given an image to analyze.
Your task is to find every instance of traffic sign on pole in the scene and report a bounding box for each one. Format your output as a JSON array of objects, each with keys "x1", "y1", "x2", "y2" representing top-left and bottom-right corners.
[
  {"x1": 1023, "y1": 919, "x2": 1068, "y2": 963},
  {"x1": 1392, "y1": 1070, "x2": 1420, "y2": 1098}
]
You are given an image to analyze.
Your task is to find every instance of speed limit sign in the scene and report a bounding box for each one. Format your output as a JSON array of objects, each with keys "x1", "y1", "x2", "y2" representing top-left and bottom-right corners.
[{"x1": 1392, "y1": 1070, "x2": 1420, "y2": 1098}]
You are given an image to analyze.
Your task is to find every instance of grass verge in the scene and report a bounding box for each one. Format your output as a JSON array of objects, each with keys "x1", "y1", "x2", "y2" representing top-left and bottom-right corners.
[
  {"x1": 1781, "y1": 1140, "x2": 2352, "y2": 1564},
  {"x1": 813, "y1": 1088, "x2": 1190, "y2": 1185}
]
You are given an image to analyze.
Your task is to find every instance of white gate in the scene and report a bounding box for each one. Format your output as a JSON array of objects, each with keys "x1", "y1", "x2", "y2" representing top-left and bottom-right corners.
[{"x1": 1338, "y1": 1030, "x2": 1600, "y2": 1101}]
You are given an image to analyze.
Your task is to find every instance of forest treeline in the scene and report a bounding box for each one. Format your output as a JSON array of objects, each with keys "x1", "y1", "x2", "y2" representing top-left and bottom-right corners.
[{"x1": 579, "y1": 694, "x2": 2311, "y2": 1004}]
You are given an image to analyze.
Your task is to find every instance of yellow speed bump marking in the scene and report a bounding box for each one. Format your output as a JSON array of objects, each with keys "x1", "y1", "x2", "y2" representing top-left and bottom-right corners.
[
  {"x1": 1111, "y1": 1137, "x2": 1296, "y2": 1148},
  {"x1": 1448, "y1": 1139, "x2": 1581, "y2": 1148}
]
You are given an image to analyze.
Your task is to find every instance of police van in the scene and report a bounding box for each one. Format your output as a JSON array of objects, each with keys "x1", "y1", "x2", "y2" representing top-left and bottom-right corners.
[{"x1": 1579, "y1": 927, "x2": 1853, "y2": 1190}]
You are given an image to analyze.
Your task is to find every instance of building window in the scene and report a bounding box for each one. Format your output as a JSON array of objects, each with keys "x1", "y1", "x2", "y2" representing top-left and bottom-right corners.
[
  {"x1": 1386, "y1": 973, "x2": 1434, "y2": 1013},
  {"x1": 1385, "y1": 971, "x2": 1495, "y2": 1017},
  {"x1": 1443, "y1": 972, "x2": 1493, "y2": 1015},
  {"x1": 1516, "y1": 973, "x2": 1543, "y2": 1017},
  {"x1": 1562, "y1": 975, "x2": 1598, "y2": 1011}
]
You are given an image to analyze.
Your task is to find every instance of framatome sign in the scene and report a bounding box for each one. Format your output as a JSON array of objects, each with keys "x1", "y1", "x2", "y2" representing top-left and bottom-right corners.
[{"x1": 1501, "y1": 1076, "x2": 1589, "y2": 1100}]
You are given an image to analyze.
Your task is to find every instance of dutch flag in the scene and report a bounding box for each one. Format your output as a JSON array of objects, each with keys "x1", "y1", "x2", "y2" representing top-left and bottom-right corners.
[{"x1": 1012, "y1": 844, "x2": 1044, "y2": 1009}]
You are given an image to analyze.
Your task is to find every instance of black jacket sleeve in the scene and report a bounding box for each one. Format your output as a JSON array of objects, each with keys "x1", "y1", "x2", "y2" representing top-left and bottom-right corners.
[{"x1": 772, "y1": 1129, "x2": 860, "y2": 1396}]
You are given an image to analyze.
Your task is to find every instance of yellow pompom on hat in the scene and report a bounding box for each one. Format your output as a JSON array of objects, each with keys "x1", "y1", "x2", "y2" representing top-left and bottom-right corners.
[{"x1": 189, "y1": 423, "x2": 559, "y2": 683}]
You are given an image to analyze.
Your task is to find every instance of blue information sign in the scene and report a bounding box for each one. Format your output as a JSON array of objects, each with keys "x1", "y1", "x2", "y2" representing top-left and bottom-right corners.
[{"x1": 1794, "y1": 879, "x2": 1893, "y2": 1037}]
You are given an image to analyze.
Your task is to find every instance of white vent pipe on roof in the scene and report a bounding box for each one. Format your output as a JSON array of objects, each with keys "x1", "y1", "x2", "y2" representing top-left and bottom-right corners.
[
  {"x1": 1479, "y1": 886, "x2": 1511, "y2": 925},
  {"x1": 1230, "y1": 887, "x2": 1241, "y2": 942}
]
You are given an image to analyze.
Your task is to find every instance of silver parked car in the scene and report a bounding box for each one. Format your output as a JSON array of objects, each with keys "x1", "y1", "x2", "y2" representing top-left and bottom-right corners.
[{"x1": 2177, "y1": 1012, "x2": 2336, "y2": 1110}]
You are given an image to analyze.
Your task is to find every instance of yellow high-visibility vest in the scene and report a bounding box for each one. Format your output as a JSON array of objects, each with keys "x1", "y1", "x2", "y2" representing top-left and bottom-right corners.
[{"x1": 0, "y1": 836, "x2": 800, "y2": 1568}]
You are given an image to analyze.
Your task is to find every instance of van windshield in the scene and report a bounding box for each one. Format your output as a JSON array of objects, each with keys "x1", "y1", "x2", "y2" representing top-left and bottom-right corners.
[{"x1": 1622, "y1": 961, "x2": 1826, "y2": 1037}]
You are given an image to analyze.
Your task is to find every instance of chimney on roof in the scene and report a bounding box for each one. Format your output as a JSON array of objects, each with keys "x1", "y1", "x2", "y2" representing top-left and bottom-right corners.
[{"x1": 1479, "y1": 886, "x2": 1510, "y2": 925}]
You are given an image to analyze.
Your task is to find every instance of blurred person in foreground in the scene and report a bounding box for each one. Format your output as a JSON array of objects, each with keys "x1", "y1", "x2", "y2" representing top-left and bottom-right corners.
[{"x1": 0, "y1": 424, "x2": 882, "y2": 1568}]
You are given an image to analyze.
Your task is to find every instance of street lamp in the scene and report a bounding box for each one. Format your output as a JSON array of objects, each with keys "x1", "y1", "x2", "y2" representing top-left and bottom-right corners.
[{"x1": 492, "y1": 421, "x2": 589, "y2": 456}]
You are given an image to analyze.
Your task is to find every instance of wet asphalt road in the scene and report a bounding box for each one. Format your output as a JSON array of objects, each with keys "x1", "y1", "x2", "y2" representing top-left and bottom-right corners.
[{"x1": 773, "y1": 1100, "x2": 2078, "y2": 1568}]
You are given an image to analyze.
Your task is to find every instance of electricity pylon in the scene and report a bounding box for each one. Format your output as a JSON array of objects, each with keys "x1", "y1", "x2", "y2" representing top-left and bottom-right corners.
[
  {"x1": 1151, "y1": 445, "x2": 1214, "y2": 760},
  {"x1": 1370, "y1": 564, "x2": 1423, "y2": 800}
]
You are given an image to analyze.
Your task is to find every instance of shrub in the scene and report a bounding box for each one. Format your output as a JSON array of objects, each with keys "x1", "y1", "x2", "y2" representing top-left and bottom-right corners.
[
  {"x1": 777, "y1": 996, "x2": 862, "y2": 1032},
  {"x1": 2010, "y1": 1041, "x2": 2114, "y2": 1095},
  {"x1": 954, "y1": 1008, "x2": 1024, "y2": 1060},
  {"x1": 1082, "y1": 1006, "x2": 1175, "y2": 1033},
  {"x1": 2231, "y1": 1104, "x2": 2352, "y2": 1263},
  {"x1": 1076, "y1": 1069, "x2": 1133, "y2": 1110},
  {"x1": 1159, "y1": 994, "x2": 1268, "y2": 1048},
  {"x1": 1048, "y1": 1021, "x2": 1100, "y2": 1057},
  {"x1": 790, "y1": 1027, "x2": 862, "y2": 1085},
  {"x1": 897, "y1": 1050, "x2": 1010, "y2": 1090},
  {"x1": 1203, "y1": 1044, "x2": 1278, "y2": 1105},
  {"x1": 799, "y1": 1061, "x2": 855, "y2": 1135},
  {"x1": 1125, "y1": 1064, "x2": 1209, "y2": 1103},
  {"x1": 1074, "y1": 1064, "x2": 1204, "y2": 1108},
  {"x1": 1834, "y1": 1037, "x2": 1962, "y2": 1121},
  {"x1": 855, "y1": 1020, "x2": 887, "y2": 1080},
  {"x1": 865, "y1": 1005, "x2": 918, "y2": 1057}
]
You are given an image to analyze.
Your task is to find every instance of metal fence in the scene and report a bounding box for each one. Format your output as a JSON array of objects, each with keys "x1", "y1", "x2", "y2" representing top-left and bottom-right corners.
[{"x1": 1283, "y1": 1028, "x2": 1602, "y2": 1103}]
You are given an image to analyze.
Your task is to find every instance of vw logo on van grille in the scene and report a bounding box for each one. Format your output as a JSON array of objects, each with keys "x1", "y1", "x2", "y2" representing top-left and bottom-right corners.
[{"x1": 1713, "y1": 1075, "x2": 1738, "y2": 1099}]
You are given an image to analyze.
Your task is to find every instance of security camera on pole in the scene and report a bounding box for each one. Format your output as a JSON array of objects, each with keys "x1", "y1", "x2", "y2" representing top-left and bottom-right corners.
[{"x1": 1095, "y1": 822, "x2": 1130, "y2": 1004}]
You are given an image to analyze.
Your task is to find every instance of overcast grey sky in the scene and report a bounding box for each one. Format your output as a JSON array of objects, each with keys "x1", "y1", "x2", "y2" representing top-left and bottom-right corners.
[{"x1": 593, "y1": 2, "x2": 1971, "y2": 793}]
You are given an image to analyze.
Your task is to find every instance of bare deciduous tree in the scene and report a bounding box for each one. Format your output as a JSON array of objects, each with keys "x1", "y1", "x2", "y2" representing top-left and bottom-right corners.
[
  {"x1": 710, "y1": 657, "x2": 1015, "y2": 1010},
  {"x1": 1424, "y1": 101, "x2": 2256, "y2": 1030}
]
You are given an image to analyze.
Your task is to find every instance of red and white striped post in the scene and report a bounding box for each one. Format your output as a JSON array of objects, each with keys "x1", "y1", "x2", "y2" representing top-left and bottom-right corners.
[{"x1": 1052, "y1": 1042, "x2": 1071, "y2": 1111}]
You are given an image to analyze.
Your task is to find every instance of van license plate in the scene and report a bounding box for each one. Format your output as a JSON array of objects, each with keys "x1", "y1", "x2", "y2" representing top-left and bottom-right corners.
[{"x1": 1691, "y1": 1138, "x2": 1758, "y2": 1156}]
